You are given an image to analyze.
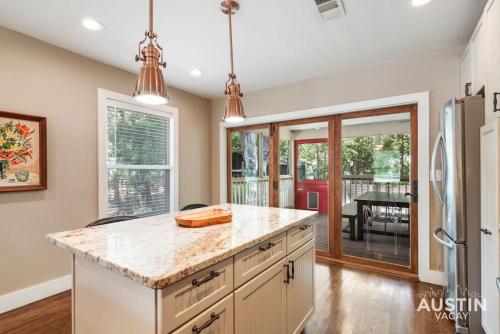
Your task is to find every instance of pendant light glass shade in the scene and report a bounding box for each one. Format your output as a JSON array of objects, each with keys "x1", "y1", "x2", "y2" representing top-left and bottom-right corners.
[
  {"x1": 133, "y1": 0, "x2": 169, "y2": 105},
  {"x1": 221, "y1": 0, "x2": 246, "y2": 123}
]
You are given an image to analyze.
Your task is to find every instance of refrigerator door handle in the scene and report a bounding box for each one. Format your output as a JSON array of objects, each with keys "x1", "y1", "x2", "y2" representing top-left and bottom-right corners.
[
  {"x1": 431, "y1": 132, "x2": 447, "y2": 205},
  {"x1": 497, "y1": 278, "x2": 500, "y2": 292},
  {"x1": 433, "y1": 227, "x2": 454, "y2": 249}
]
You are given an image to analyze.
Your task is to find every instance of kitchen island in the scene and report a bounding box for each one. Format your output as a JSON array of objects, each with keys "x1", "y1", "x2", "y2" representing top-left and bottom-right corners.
[{"x1": 46, "y1": 204, "x2": 317, "y2": 334}]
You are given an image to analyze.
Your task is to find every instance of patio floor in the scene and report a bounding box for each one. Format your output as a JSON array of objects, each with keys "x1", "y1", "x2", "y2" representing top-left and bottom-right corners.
[{"x1": 313, "y1": 214, "x2": 410, "y2": 266}]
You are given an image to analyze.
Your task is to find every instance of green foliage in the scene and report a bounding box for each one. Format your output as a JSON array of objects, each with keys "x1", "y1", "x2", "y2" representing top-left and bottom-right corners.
[
  {"x1": 231, "y1": 132, "x2": 242, "y2": 152},
  {"x1": 297, "y1": 142, "x2": 328, "y2": 180},
  {"x1": 341, "y1": 134, "x2": 410, "y2": 177},
  {"x1": 341, "y1": 137, "x2": 374, "y2": 175}
]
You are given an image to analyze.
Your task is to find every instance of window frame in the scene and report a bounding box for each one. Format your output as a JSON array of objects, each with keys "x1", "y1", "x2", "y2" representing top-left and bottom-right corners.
[{"x1": 97, "y1": 88, "x2": 179, "y2": 218}]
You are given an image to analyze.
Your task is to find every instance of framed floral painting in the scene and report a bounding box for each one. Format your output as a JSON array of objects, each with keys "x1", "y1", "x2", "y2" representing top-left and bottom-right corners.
[{"x1": 0, "y1": 111, "x2": 47, "y2": 192}]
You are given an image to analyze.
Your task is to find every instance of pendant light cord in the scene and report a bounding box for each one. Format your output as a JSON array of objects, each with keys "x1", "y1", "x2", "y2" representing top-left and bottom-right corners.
[{"x1": 228, "y1": 1, "x2": 235, "y2": 76}]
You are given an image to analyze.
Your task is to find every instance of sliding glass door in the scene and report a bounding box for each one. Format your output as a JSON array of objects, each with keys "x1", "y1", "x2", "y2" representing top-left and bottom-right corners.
[
  {"x1": 334, "y1": 105, "x2": 418, "y2": 274},
  {"x1": 226, "y1": 105, "x2": 419, "y2": 275}
]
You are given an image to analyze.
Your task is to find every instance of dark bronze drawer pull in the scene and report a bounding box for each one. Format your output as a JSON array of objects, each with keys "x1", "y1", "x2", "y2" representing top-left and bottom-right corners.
[
  {"x1": 494, "y1": 92, "x2": 500, "y2": 112},
  {"x1": 289, "y1": 260, "x2": 295, "y2": 279},
  {"x1": 284, "y1": 264, "x2": 291, "y2": 284},
  {"x1": 192, "y1": 312, "x2": 220, "y2": 334},
  {"x1": 480, "y1": 228, "x2": 492, "y2": 235},
  {"x1": 300, "y1": 224, "x2": 311, "y2": 231},
  {"x1": 192, "y1": 270, "x2": 220, "y2": 287},
  {"x1": 259, "y1": 242, "x2": 276, "y2": 252}
]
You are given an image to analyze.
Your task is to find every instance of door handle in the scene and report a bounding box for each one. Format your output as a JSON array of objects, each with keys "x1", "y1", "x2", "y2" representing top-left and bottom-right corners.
[
  {"x1": 431, "y1": 133, "x2": 447, "y2": 205},
  {"x1": 433, "y1": 227, "x2": 454, "y2": 249},
  {"x1": 496, "y1": 278, "x2": 500, "y2": 292},
  {"x1": 494, "y1": 92, "x2": 500, "y2": 112},
  {"x1": 480, "y1": 228, "x2": 492, "y2": 235}
]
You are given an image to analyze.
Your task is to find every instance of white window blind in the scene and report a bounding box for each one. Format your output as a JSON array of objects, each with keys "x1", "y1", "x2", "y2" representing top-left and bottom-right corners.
[{"x1": 105, "y1": 102, "x2": 173, "y2": 217}]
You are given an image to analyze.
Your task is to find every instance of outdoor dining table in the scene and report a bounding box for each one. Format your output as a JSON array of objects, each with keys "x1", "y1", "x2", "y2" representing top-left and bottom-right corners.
[{"x1": 353, "y1": 191, "x2": 410, "y2": 240}]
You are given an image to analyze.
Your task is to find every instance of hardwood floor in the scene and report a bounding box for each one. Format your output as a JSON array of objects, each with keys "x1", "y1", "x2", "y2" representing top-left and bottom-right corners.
[
  {"x1": 0, "y1": 262, "x2": 454, "y2": 334},
  {"x1": 0, "y1": 291, "x2": 71, "y2": 334},
  {"x1": 305, "y1": 262, "x2": 454, "y2": 334}
]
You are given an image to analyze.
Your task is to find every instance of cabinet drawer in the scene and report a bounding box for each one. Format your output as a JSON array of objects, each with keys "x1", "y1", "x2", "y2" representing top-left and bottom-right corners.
[
  {"x1": 158, "y1": 258, "x2": 233, "y2": 334},
  {"x1": 234, "y1": 232, "x2": 286, "y2": 288},
  {"x1": 287, "y1": 220, "x2": 315, "y2": 254},
  {"x1": 170, "y1": 294, "x2": 234, "y2": 334}
]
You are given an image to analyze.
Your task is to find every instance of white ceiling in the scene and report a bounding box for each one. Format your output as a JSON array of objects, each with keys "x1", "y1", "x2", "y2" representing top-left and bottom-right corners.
[{"x1": 0, "y1": 0, "x2": 486, "y2": 98}]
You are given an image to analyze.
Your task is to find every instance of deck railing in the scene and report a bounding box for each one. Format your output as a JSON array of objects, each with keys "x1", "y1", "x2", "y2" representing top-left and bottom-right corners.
[
  {"x1": 232, "y1": 176, "x2": 294, "y2": 207},
  {"x1": 231, "y1": 175, "x2": 409, "y2": 209},
  {"x1": 342, "y1": 175, "x2": 410, "y2": 205}
]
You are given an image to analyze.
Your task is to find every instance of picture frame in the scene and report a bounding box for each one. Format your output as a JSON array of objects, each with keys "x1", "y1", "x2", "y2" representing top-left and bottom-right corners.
[{"x1": 0, "y1": 111, "x2": 47, "y2": 192}]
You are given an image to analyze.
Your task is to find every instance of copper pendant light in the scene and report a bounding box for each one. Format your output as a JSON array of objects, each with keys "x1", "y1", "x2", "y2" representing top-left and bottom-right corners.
[
  {"x1": 133, "y1": 0, "x2": 169, "y2": 105},
  {"x1": 221, "y1": 0, "x2": 246, "y2": 123}
]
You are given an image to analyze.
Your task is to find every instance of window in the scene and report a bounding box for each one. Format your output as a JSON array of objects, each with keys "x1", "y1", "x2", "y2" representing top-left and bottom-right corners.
[{"x1": 98, "y1": 89, "x2": 178, "y2": 218}]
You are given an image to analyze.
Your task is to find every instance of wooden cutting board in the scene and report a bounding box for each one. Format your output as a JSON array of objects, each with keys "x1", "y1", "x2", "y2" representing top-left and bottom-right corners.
[{"x1": 175, "y1": 208, "x2": 232, "y2": 228}]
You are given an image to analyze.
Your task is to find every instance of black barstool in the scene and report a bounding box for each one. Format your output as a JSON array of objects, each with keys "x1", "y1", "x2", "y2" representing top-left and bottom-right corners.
[{"x1": 85, "y1": 216, "x2": 137, "y2": 228}]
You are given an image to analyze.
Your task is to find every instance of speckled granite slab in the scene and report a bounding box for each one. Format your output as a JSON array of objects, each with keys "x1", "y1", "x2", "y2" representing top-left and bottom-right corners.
[{"x1": 46, "y1": 204, "x2": 317, "y2": 289}]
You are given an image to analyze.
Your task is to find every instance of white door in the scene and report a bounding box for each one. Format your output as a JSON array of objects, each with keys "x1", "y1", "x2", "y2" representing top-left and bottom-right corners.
[
  {"x1": 480, "y1": 120, "x2": 500, "y2": 334},
  {"x1": 234, "y1": 258, "x2": 287, "y2": 334},
  {"x1": 486, "y1": 0, "x2": 500, "y2": 122},
  {"x1": 286, "y1": 240, "x2": 315, "y2": 334}
]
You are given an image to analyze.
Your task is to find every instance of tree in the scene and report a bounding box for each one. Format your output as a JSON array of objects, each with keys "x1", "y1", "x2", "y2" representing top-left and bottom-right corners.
[
  {"x1": 297, "y1": 143, "x2": 328, "y2": 180},
  {"x1": 381, "y1": 134, "x2": 410, "y2": 176},
  {"x1": 341, "y1": 137, "x2": 375, "y2": 175}
]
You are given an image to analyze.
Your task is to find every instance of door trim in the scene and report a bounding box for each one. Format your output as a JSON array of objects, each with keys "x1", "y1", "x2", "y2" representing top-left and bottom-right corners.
[{"x1": 219, "y1": 91, "x2": 446, "y2": 285}]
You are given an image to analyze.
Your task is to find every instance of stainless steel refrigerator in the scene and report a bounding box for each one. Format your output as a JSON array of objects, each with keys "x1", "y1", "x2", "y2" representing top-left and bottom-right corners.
[{"x1": 432, "y1": 95, "x2": 485, "y2": 334}]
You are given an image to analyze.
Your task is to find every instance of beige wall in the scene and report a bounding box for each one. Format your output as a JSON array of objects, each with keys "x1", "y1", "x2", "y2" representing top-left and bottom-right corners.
[
  {"x1": 0, "y1": 27, "x2": 211, "y2": 295},
  {"x1": 211, "y1": 46, "x2": 464, "y2": 272}
]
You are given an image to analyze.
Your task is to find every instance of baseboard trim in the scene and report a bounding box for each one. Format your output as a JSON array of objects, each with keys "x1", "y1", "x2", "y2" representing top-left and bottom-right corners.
[
  {"x1": 418, "y1": 269, "x2": 446, "y2": 286},
  {"x1": 316, "y1": 256, "x2": 420, "y2": 281},
  {"x1": 316, "y1": 256, "x2": 446, "y2": 286},
  {"x1": 0, "y1": 275, "x2": 71, "y2": 314}
]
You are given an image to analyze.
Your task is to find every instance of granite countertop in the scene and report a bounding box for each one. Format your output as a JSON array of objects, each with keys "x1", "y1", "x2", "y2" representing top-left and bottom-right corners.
[{"x1": 46, "y1": 204, "x2": 317, "y2": 289}]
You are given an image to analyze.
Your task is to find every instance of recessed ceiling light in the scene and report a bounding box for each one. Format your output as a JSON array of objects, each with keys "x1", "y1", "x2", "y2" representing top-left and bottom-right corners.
[
  {"x1": 81, "y1": 18, "x2": 104, "y2": 31},
  {"x1": 190, "y1": 68, "x2": 204, "y2": 77},
  {"x1": 412, "y1": 0, "x2": 431, "y2": 7}
]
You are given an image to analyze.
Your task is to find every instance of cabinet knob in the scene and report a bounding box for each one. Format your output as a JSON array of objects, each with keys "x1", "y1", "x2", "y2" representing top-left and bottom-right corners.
[{"x1": 465, "y1": 82, "x2": 472, "y2": 97}]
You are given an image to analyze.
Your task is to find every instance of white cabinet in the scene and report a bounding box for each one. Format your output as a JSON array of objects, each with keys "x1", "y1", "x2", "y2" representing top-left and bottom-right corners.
[
  {"x1": 472, "y1": 16, "x2": 489, "y2": 95},
  {"x1": 286, "y1": 240, "x2": 315, "y2": 334},
  {"x1": 234, "y1": 258, "x2": 287, "y2": 334},
  {"x1": 234, "y1": 238, "x2": 315, "y2": 334},
  {"x1": 460, "y1": 47, "x2": 473, "y2": 98},
  {"x1": 480, "y1": 119, "x2": 500, "y2": 334},
  {"x1": 486, "y1": 0, "x2": 500, "y2": 123}
]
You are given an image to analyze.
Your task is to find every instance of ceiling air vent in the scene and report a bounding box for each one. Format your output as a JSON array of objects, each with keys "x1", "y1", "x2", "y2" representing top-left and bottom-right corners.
[{"x1": 313, "y1": 0, "x2": 346, "y2": 20}]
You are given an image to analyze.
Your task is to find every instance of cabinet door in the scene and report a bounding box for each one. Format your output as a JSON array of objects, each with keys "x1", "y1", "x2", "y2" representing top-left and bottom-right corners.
[
  {"x1": 460, "y1": 47, "x2": 473, "y2": 98},
  {"x1": 234, "y1": 258, "x2": 287, "y2": 334},
  {"x1": 286, "y1": 240, "x2": 315, "y2": 334},
  {"x1": 472, "y1": 16, "x2": 488, "y2": 95},
  {"x1": 486, "y1": 0, "x2": 500, "y2": 122},
  {"x1": 480, "y1": 120, "x2": 500, "y2": 334}
]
